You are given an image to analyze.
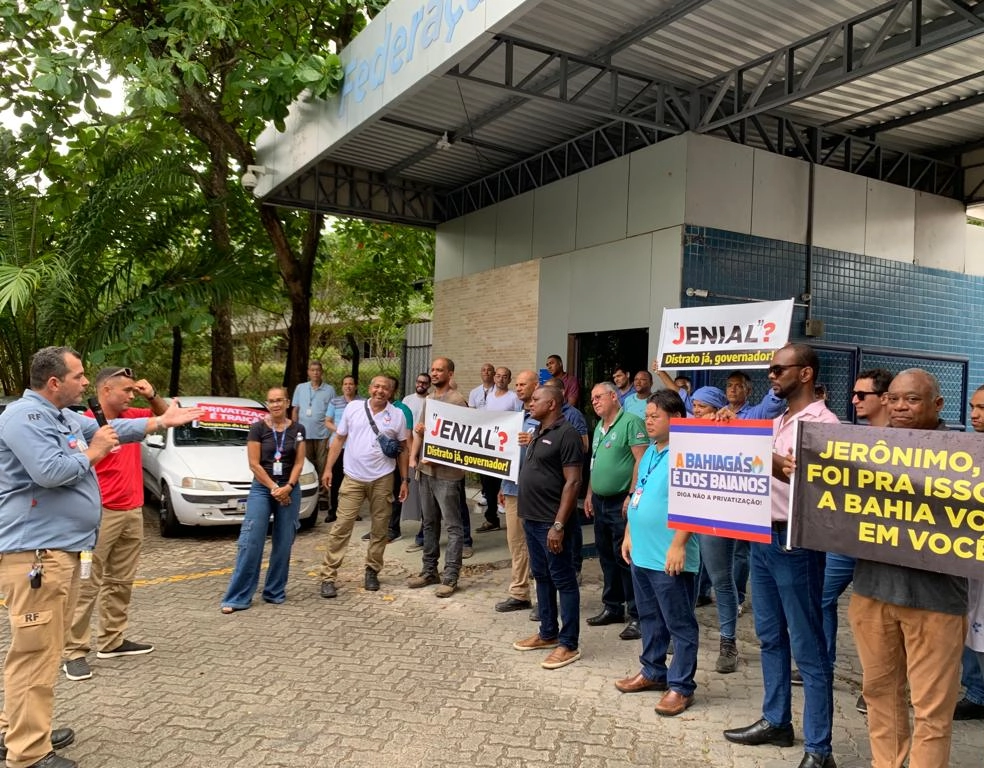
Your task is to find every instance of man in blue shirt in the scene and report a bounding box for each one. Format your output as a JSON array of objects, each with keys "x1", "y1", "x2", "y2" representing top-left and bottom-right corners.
[
  {"x1": 291, "y1": 360, "x2": 336, "y2": 496},
  {"x1": 0, "y1": 347, "x2": 201, "y2": 768},
  {"x1": 722, "y1": 371, "x2": 785, "y2": 419}
]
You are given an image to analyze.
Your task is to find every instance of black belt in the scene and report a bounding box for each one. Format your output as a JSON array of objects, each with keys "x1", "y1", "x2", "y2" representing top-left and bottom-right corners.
[{"x1": 594, "y1": 491, "x2": 628, "y2": 501}]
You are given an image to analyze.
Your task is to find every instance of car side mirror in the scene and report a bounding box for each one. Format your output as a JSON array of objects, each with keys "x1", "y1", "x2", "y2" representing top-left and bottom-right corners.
[{"x1": 145, "y1": 434, "x2": 165, "y2": 449}]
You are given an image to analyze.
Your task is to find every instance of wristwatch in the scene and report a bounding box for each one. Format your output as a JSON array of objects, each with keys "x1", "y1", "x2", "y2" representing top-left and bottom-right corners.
[{"x1": 551, "y1": 521, "x2": 564, "y2": 532}]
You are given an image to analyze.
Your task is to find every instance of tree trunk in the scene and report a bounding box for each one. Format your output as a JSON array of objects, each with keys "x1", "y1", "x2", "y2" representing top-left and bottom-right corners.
[
  {"x1": 346, "y1": 332, "x2": 360, "y2": 384},
  {"x1": 259, "y1": 207, "x2": 323, "y2": 392},
  {"x1": 210, "y1": 300, "x2": 238, "y2": 395},
  {"x1": 168, "y1": 326, "x2": 183, "y2": 396}
]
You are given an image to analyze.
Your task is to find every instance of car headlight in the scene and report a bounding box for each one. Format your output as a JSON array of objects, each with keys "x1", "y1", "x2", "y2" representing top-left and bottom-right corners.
[
  {"x1": 299, "y1": 471, "x2": 317, "y2": 486},
  {"x1": 181, "y1": 478, "x2": 225, "y2": 491}
]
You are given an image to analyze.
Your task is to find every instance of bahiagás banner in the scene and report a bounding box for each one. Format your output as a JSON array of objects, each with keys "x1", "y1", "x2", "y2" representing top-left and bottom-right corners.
[
  {"x1": 791, "y1": 422, "x2": 984, "y2": 579},
  {"x1": 657, "y1": 299, "x2": 795, "y2": 370},
  {"x1": 420, "y1": 399, "x2": 524, "y2": 481},
  {"x1": 667, "y1": 418, "x2": 774, "y2": 542}
]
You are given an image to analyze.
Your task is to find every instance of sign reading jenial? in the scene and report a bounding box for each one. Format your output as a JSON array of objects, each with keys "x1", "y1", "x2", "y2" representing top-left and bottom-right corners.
[
  {"x1": 421, "y1": 400, "x2": 523, "y2": 481},
  {"x1": 657, "y1": 299, "x2": 795, "y2": 370}
]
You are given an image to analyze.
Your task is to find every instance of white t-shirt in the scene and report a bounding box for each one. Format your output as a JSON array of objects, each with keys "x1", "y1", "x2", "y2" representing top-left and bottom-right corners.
[
  {"x1": 485, "y1": 389, "x2": 522, "y2": 412},
  {"x1": 337, "y1": 400, "x2": 410, "y2": 482},
  {"x1": 402, "y1": 393, "x2": 428, "y2": 426}
]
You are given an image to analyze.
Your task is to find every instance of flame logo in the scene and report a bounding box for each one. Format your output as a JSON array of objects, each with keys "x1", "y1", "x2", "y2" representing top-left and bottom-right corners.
[{"x1": 750, "y1": 456, "x2": 765, "y2": 474}]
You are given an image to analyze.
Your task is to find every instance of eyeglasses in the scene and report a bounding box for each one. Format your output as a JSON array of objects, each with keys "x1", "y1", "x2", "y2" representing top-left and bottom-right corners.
[
  {"x1": 108, "y1": 367, "x2": 135, "y2": 379},
  {"x1": 767, "y1": 364, "x2": 805, "y2": 377},
  {"x1": 590, "y1": 393, "x2": 615, "y2": 402},
  {"x1": 851, "y1": 390, "x2": 881, "y2": 399}
]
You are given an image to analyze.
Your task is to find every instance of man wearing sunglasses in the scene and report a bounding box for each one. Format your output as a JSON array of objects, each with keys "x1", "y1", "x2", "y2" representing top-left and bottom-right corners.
[
  {"x1": 724, "y1": 343, "x2": 838, "y2": 768},
  {"x1": 801, "y1": 368, "x2": 893, "y2": 714},
  {"x1": 61, "y1": 367, "x2": 169, "y2": 683},
  {"x1": 0, "y1": 347, "x2": 202, "y2": 768}
]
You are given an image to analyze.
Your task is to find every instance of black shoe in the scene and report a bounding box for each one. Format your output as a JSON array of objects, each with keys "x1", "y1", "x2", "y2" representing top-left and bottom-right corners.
[
  {"x1": 0, "y1": 728, "x2": 75, "y2": 760},
  {"x1": 954, "y1": 696, "x2": 984, "y2": 720},
  {"x1": 364, "y1": 568, "x2": 380, "y2": 592},
  {"x1": 320, "y1": 581, "x2": 338, "y2": 598},
  {"x1": 361, "y1": 531, "x2": 371, "y2": 541},
  {"x1": 723, "y1": 718, "x2": 795, "y2": 747},
  {"x1": 855, "y1": 694, "x2": 867, "y2": 715},
  {"x1": 529, "y1": 605, "x2": 540, "y2": 622},
  {"x1": 325, "y1": 512, "x2": 337, "y2": 523},
  {"x1": 618, "y1": 620, "x2": 641, "y2": 640},
  {"x1": 695, "y1": 595, "x2": 713, "y2": 607},
  {"x1": 25, "y1": 753, "x2": 77, "y2": 768},
  {"x1": 96, "y1": 639, "x2": 154, "y2": 658},
  {"x1": 791, "y1": 668, "x2": 804, "y2": 686},
  {"x1": 797, "y1": 753, "x2": 836, "y2": 768},
  {"x1": 495, "y1": 597, "x2": 533, "y2": 613},
  {"x1": 586, "y1": 608, "x2": 625, "y2": 626}
]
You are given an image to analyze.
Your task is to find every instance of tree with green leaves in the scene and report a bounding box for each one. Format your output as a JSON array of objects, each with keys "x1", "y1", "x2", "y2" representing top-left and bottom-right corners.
[{"x1": 1, "y1": 0, "x2": 386, "y2": 391}]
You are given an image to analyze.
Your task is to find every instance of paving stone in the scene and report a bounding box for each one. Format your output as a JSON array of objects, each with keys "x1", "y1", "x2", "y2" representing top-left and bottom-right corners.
[{"x1": 2, "y1": 501, "x2": 979, "y2": 767}]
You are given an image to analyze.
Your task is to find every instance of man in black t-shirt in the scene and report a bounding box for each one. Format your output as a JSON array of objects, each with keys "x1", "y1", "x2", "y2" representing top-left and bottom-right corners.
[{"x1": 512, "y1": 386, "x2": 583, "y2": 670}]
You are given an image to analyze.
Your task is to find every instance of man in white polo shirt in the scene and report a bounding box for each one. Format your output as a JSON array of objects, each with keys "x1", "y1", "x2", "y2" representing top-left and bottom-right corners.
[{"x1": 318, "y1": 375, "x2": 409, "y2": 597}]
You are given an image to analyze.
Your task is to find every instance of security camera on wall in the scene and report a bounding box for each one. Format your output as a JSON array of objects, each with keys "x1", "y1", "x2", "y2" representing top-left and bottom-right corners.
[{"x1": 240, "y1": 165, "x2": 266, "y2": 190}]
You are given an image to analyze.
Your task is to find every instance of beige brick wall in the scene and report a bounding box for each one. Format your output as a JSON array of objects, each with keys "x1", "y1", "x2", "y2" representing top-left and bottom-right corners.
[{"x1": 432, "y1": 260, "x2": 541, "y2": 393}]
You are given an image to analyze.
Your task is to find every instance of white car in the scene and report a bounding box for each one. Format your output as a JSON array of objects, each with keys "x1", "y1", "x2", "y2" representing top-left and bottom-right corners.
[{"x1": 141, "y1": 396, "x2": 320, "y2": 536}]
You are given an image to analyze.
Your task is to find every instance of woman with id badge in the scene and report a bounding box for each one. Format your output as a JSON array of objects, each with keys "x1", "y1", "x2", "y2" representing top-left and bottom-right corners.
[
  {"x1": 221, "y1": 387, "x2": 305, "y2": 613},
  {"x1": 616, "y1": 389, "x2": 701, "y2": 717}
]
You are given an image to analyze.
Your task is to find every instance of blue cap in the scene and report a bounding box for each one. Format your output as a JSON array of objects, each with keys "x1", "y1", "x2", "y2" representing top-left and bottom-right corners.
[{"x1": 691, "y1": 386, "x2": 727, "y2": 410}]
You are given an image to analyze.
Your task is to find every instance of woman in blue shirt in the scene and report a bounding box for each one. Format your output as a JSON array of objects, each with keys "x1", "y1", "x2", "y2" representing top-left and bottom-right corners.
[{"x1": 616, "y1": 389, "x2": 701, "y2": 717}]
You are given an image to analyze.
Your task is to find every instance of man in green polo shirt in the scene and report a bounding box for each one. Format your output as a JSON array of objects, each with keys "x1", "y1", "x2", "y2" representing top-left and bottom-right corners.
[{"x1": 585, "y1": 381, "x2": 648, "y2": 640}]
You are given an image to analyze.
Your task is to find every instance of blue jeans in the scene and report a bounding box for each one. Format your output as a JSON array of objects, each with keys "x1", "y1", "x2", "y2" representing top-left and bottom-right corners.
[
  {"x1": 696, "y1": 534, "x2": 739, "y2": 640},
  {"x1": 222, "y1": 480, "x2": 300, "y2": 609},
  {"x1": 420, "y1": 474, "x2": 464, "y2": 582},
  {"x1": 592, "y1": 492, "x2": 636, "y2": 619},
  {"x1": 697, "y1": 561, "x2": 712, "y2": 600},
  {"x1": 733, "y1": 539, "x2": 750, "y2": 604},
  {"x1": 751, "y1": 530, "x2": 833, "y2": 756},
  {"x1": 821, "y1": 553, "x2": 856, "y2": 666},
  {"x1": 962, "y1": 645, "x2": 984, "y2": 705},
  {"x1": 632, "y1": 565, "x2": 699, "y2": 696},
  {"x1": 414, "y1": 479, "x2": 473, "y2": 547},
  {"x1": 524, "y1": 519, "x2": 579, "y2": 650}
]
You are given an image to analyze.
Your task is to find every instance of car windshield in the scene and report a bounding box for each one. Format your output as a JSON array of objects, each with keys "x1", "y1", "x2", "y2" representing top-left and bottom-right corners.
[{"x1": 173, "y1": 425, "x2": 252, "y2": 447}]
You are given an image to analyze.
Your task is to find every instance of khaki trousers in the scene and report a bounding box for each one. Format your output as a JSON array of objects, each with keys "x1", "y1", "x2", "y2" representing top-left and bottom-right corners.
[
  {"x1": 64, "y1": 506, "x2": 143, "y2": 657},
  {"x1": 305, "y1": 438, "x2": 329, "y2": 481},
  {"x1": 849, "y1": 593, "x2": 966, "y2": 768},
  {"x1": 504, "y1": 495, "x2": 530, "y2": 601},
  {"x1": 0, "y1": 550, "x2": 79, "y2": 768},
  {"x1": 319, "y1": 474, "x2": 392, "y2": 582}
]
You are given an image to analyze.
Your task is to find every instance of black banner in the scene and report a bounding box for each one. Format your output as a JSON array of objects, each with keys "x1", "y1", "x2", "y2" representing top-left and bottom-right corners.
[{"x1": 791, "y1": 422, "x2": 984, "y2": 579}]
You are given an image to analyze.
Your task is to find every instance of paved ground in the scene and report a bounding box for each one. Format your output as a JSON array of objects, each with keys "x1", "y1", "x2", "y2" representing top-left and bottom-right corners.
[{"x1": 1, "y1": 493, "x2": 981, "y2": 767}]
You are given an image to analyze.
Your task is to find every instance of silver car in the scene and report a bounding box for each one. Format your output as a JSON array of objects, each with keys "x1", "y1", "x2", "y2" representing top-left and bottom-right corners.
[{"x1": 141, "y1": 396, "x2": 320, "y2": 536}]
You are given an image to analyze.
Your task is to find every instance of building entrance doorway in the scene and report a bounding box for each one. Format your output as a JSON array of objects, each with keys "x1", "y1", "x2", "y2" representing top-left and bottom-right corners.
[{"x1": 572, "y1": 327, "x2": 650, "y2": 412}]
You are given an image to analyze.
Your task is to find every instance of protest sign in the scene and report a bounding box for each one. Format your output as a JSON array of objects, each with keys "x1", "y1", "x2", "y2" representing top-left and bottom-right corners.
[
  {"x1": 421, "y1": 399, "x2": 524, "y2": 481},
  {"x1": 194, "y1": 404, "x2": 265, "y2": 429},
  {"x1": 657, "y1": 299, "x2": 794, "y2": 370},
  {"x1": 791, "y1": 422, "x2": 984, "y2": 578},
  {"x1": 667, "y1": 418, "x2": 774, "y2": 542}
]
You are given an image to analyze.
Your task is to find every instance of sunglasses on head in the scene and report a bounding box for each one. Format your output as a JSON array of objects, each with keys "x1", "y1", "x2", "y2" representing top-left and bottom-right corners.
[{"x1": 109, "y1": 367, "x2": 135, "y2": 379}]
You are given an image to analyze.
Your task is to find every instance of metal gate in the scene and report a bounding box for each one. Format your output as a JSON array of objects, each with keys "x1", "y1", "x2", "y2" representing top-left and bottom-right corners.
[
  {"x1": 814, "y1": 343, "x2": 968, "y2": 429},
  {"x1": 400, "y1": 322, "x2": 432, "y2": 394}
]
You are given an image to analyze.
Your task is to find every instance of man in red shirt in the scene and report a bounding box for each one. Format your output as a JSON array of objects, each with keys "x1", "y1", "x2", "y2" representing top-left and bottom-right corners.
[{"x1": 62, "y1": 367, "x2": 167, "y2": 681}]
